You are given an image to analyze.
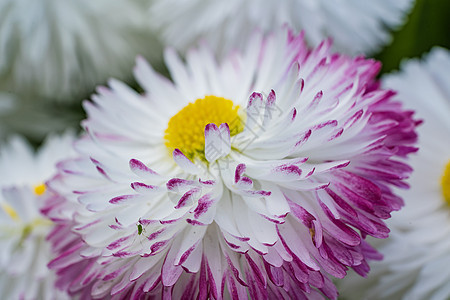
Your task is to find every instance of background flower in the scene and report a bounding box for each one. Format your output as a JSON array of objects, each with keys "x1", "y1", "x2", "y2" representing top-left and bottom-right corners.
[
  {"x1": 150, "y1": 0, "x2": 413, "y2": 57},
  {"x1": 46, "y1": 28, "x2": 417, "y2": 299},
  {"x1": 0, "y1": 133, "x2": 75, "y2": 299},
  {"x1": 0, "y1": 0, "x2": 163, "y2": 102},
  {"x1": 338, "y1": 47, "x2": 450, "y2": 300}
]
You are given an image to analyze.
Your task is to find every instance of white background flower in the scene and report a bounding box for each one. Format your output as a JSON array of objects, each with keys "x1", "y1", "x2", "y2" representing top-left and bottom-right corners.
[
  {"x1": 150, "y1": 0, "x2": 413, "y2": 57},
  {"x1": 0, "y1": 133, "x2": 75, "y2": 299},
  {"x1": 0, "y1": 0, "x2": 163, "y2": 101}
]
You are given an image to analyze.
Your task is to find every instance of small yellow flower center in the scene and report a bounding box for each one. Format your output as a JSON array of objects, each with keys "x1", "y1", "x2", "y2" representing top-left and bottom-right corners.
[
  {"x1": 442, "y1": 160, "x2": 450, "y2": 205},
  {"x1": 33, "y1": 183, "x2": 46, "y2": 196},
  {"x1": 164, "y1": 95, "x2": 244, "y2": 160}
]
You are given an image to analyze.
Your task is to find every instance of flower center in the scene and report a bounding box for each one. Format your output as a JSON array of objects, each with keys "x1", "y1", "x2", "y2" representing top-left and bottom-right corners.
[
  {"x1": 33, "y1": 183, "x2": 46, "y2": 196},
  {"x1": 442, "y1": 160, "x2": 450, "y2": 205},
  {"x1": 164, "y1": 95, "x2": 244, "y2": 160}
]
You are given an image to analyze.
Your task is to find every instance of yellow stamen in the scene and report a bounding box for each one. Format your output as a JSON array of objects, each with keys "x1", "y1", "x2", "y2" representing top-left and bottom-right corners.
[
  {"x1": 1, "y1": 202, "x2": 20, "y2": 221},
  {"x1": 164, "y1": 95, "x2": 244, "y2": 160},
  {"x1": 33, "y1": 183, "x2": 46, "y2": 196},
  {"x1": 442, "y1": 160, "x2": 450, "y2": 205}
]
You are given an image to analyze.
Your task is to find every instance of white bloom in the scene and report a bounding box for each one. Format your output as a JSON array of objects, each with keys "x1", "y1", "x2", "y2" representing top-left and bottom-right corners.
[
  {"x1": 0, "y1": 133, "x2": 74, "y2": 299},
  {"x1": 150, "y1": 0, "x2": 413, "y2": 56},
  {"x1": 46, "y1": 28, "x2": 418, "y2": 299},
  {"x1": 338, "y1": 47, "x2": 450, "y2": 300},
  {"x1": 0, "y1": 0, "x2": 163, "y2": 101}
]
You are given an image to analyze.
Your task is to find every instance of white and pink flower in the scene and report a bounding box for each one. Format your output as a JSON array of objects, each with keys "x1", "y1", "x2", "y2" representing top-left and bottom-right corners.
[{"x1": 46, "y1": 27, "x2": 418, "y2": 299}]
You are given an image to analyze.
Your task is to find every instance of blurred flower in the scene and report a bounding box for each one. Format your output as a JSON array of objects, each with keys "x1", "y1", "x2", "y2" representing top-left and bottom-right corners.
[
  {"x1": 339, "y1": 47, "x2": 450, "y2": 300},
  {"x1": 46, "y1": 27, "x2": 417, "y2": 299},
  {"x1": 150, "y1": 0, "x2": 413, "y2": 56},
  {"x1": 0, "y1": 0, "x2": 163, "y2": 101},
  {"x1": 0, "y1": 133, "x2": 74, "y2": 299}
]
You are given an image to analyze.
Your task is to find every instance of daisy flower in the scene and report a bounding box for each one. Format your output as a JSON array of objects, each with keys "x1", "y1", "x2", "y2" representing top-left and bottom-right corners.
[
  {"x1": 150, "y1": 0, "x2": 413, "y2": 56},
  {"x1": 0, "y1": 133, "x2": 74, "y2": 299},
  {"x1": 46, "y1": 27, "x2": 418, "y2": 299},
  {"x1": 0, "y1": 0, "x2": 163, "y2": 101},
  {"x1": 339, "y1": 47, "x2": 450, "y2": 300}
]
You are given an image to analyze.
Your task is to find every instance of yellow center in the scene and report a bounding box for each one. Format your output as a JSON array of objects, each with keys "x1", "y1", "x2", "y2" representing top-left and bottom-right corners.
[
  {"x1": 164, "y1": 95, "x2": 244, "y2": 160},
  {"x1": 442, "y1": 160, "x2": 450, "y2": 205},
  {"x1": 33, "y1": 183, "x2": 46, "y2": 196}
]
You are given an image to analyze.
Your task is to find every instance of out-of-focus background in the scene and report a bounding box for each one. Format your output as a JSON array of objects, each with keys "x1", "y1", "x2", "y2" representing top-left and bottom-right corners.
[{"x1": 376, "y1": 0, "x2": 450, "y2": 74}]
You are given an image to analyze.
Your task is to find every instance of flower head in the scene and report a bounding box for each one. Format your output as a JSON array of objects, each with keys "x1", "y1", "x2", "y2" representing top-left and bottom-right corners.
[
  {"x1": 0, "y1": 133, "x2": 74, "y2": 299},
  {"x1": 47, "y1": 28, "x2": 418, "y2": 299},
  {"x1": 339, "y1": 47, "x2": 450, "y2": 300},
  {"x1": 150, "y1": 0, "x2": 413, "y2": 56},
  {"x1": 0, "y1": 0, "x2": 162, "y2": 100}
]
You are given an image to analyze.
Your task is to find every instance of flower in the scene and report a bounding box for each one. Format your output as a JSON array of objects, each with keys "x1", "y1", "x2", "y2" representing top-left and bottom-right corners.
[
  {"x1": 0, "y1": 133, "x2": 74, "y2": 299},
  {"x1": 46, "y1": 27, "x2": 418, "y2": 299},
  {"x1": 339, "y1": 47, "x2": 450, "y2": 300},
  {"x1": 150, "y1": 0, "x2": 413, "y2": 56},
  {"x1": 0, "y1": 0, "x2": 163, "y2": 101}
]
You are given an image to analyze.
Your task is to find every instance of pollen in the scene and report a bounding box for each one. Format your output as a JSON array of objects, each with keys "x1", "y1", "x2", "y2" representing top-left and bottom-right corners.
[
  {"x1": 442, "y1": 160, "x2": 450, "y2": 205},
  {"x1": 33, "y1": 183, "x2": 46, "y2": 196},
  {"x1": 164, "y1": 95, "x2": 244, "y2": 160}
]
